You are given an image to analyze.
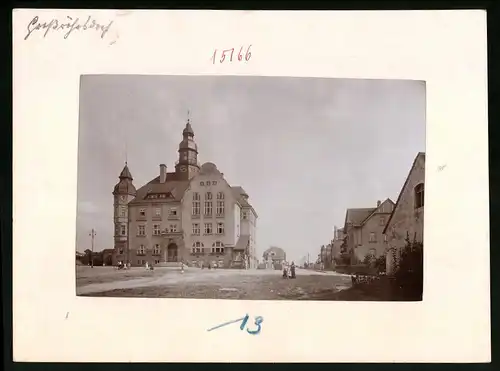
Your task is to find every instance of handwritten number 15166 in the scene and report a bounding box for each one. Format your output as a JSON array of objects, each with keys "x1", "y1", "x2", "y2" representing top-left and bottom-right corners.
[{"x1": 212, "y1": 45, "x2": 252, "y2": 64}]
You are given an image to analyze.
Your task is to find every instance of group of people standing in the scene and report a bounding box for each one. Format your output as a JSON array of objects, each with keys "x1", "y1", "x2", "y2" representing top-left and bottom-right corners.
[{"x1": 282, "y1": 261, "x2": 296, "y2": 279}]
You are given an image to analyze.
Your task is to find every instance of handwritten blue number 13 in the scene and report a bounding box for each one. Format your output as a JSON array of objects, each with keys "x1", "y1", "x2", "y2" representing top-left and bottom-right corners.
[{"x1": 207, "y1": 314, "x2": 263, "y2": 335}]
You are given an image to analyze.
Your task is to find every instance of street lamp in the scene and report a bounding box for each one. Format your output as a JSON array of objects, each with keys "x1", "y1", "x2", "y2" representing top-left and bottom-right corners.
[{"x1": 89, "y1": 228, "x2": 96, "y2": 268}]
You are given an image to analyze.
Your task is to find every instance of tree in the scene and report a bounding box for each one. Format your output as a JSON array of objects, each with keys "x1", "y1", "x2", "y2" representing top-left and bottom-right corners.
[{"x1": 394, "y1": 231, "x2": 423, "y2": 297}]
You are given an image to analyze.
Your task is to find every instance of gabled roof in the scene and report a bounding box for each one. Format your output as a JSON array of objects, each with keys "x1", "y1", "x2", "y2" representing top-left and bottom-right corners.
[
  {"x1": 344, "y1": 208, "x2": 376, "y2": 229},
  {"x1": 383, "y1": 152, "x2": 426, "y2": 234},
  {"x1": 360, "y1": 198, "x2": 395, "y2": 226},
  {"x1": 129, "y1": 172, "x2": 190, "y2": 204}
]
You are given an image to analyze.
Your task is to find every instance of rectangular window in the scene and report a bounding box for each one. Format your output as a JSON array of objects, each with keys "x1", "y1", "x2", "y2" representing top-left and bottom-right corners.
[
  {"x1": 204, "y1": 223, "x2": 213, "y2": 235},
  {"x1": 384, "y1": 235, "x2": 388, "y2": 243},
  {"x1": 154, "y1": 259, "x2": 160, "y2": 264},
  {"x1": 153, "y1": 224, "x2": 161, "y2": 236},
  {"x1": 169, "y1": 208, "x2": 177, "y2": 216},
  {"x1": 204, "y1": 201, "x2": 213, "y2": 216},
  {"x1": 242, "y1": 211, "x2": 248, "y2": 220},
  {"x1": 380, "y1": 217, "x2": 386, "y2": 226},
  {"x1": 216, "y1": 200, "x2": 225, "y2": 216},
  {"x1": 137, "y1": 245, "x2": 145, "y2": 255},
  {"x1": 138, "y1": 225, "x2": 146, "y2": 236},
  {"x1": 206, "y1": 192, "x2": 213, "y2": 200},
  {"x1": 120, "y1": 225, "x2": 126, "y2": 236},
  {"x1": 192, "y1": 223, "x2": 200, "y2": 235},
  {"x1": 155, "y1": 207, "x2": 161, "y2": 217},
  {"x1": 118, "y1": 248, "x2": 124, "y2": 254},
  {"x1": 153, "y1": 244, "x2": 161, "y2": 255},
  {"x1": 217, "y1": 222, "x2": 224, "y2": 234},
  {"x1": 139, "y1": 208, "x2": 146, "y2": 217},
  {"x1": 192, "y1": 192, "x2": 200, "y2": 216},
  {"x1": 369, "y1": 232, "x2": 377, "y2": 243},
  {"x1": 169, "y1": 224, "x2": 178, "y2": 233},
  {"x1": 120, "y1": 206, "x2": 126, "y2": 217}
]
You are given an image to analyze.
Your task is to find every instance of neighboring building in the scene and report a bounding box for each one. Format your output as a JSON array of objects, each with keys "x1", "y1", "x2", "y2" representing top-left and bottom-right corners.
[
  {"x1": 112, "y1": 119, "x2": 258, "y2": 268},
  {"x1": 263, "y1": 246, "x2": 286, "y2": 268},
  {"x1": 343, "y1": 198, "x2": 395, "y2": 263},
  {"x1": 383, "y1": 152, "x2": 425, "y2": 275},
  {"x1": 331, "y1": 226, "x2": 344, "y2": 263}
]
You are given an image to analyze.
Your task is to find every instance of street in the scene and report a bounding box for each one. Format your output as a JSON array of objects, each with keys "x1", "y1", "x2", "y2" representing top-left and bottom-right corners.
[{"x1": 76, "y1": 266, "x2": 353, "y2": 300}]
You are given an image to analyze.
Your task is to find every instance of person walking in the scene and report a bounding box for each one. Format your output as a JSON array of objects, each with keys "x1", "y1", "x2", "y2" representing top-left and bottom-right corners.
[{"x1": 290, "y1": 261, "x2": 296, "y2": 279}]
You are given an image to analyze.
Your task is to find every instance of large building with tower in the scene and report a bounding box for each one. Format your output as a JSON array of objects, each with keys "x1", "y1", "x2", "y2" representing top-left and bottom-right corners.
[{"x1": 112, "y1": 119, "x2": 258, "y2": 268}]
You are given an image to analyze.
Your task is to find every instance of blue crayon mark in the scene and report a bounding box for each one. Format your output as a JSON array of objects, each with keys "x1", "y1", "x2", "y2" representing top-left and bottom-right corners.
[
  {"x1": 207, "y1": 316, "x2": 246, "y2": 332},
  {"x1": 207, "y1": 314, "x2": 264, "y2": 335}
]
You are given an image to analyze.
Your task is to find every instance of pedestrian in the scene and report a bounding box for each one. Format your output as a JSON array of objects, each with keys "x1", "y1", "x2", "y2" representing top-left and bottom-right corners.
[
  {"x1": 290, "y1": 261, "x2": 296, "y2": 279},
  {"x1": 282, "y1": 262, "x2": 288, "y2": 279}
]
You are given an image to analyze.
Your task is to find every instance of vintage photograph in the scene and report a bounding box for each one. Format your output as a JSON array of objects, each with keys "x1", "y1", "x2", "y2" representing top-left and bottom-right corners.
[{"x1": 76, "y1": 75, "x2": 425, "y2": 301}]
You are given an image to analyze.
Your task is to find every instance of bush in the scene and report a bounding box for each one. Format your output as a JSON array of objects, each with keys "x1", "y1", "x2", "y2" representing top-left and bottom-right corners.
[
  {"x1": 394, "y1": 232, "x2": 423, "y2": 298},
  {"x1": 375, "y1": 255, "x2": 386, "y2": 273}
]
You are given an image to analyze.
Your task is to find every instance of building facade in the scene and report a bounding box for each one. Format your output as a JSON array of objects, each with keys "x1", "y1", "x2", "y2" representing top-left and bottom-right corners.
[
  {"x1": 331, "y1": 226, "x2": 344, "y2": 264},
  {"x1": 112, "y1": 120, "x2": 258, "y2": 268},
  {"x1": 383, "y1": 152, "x2": 425, "y2": 275},
  {"x1": 343, "y1": 198, "x2": 395, "y2": 263}
]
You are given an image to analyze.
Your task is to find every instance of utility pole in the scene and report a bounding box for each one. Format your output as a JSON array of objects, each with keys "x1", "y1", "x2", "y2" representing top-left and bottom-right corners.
[{"x1": 89, "y1": 228, "x2": 96, "y2": 268}]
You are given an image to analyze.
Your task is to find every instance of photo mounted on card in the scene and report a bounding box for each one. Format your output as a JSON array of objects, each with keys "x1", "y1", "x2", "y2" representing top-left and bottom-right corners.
[
  {"x1": 13, "y1": 8, "x2": 490, "y2": 363},
  {"x1": 76, "y1": 75, "x2": 425, "y2": 302}
]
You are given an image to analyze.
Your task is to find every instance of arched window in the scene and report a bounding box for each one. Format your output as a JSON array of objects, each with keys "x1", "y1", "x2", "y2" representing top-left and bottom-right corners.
[
  {"x1": 206, "y1": 192, "x2": 213, "y2": 200},
  {"x1": 192, "y1": 241, "x2": 204, "y2": 253},
  {"x1": 414, "y1": 183, "x2": 424, "y2": 209},
  {"x1": 212, "y1": 241, "x2": 224, "y2": 254},
  {"x1": 217, "y1": 192, "x2": 224, "y2": 200}
]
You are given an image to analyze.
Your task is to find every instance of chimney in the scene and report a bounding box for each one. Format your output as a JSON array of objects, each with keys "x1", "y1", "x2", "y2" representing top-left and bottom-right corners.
[
  {"x1": 160, "y1": 164, "x2": 167, "y2": 183},
  {"x1": 377, "y1": 200, "x2": 381, "y2": 207}
]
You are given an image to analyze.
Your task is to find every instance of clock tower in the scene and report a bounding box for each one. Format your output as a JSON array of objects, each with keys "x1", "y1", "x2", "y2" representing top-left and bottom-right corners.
[
  {"x1": 175, "y1": 117, "x2": 200, "y2": 180},
  {"x1": 112, "y1": 162, "x2": 136, "y2": 265}
]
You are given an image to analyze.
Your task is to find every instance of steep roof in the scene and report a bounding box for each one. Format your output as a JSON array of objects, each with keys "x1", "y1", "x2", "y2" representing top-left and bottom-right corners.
[
  {"x1": 113, "y1": 163, "x2": 136, "y2": 196},
  {"x1": 383, "y1": 152, "x2": 426, "y2": 234},
  {"x1": 234, "y1": 235, "x2": 250, "y2": 251},
  {"x1": 119, "y1": 164, "x2": 133, "y2": 179},
  {"x1": 129, "y1": 172, "x2": 190, "y2": 204},
  {"x1": 360, "y1": 198, "x2": 395, "y2": 226},
  {"x1": 345, "y1": 208, "x2": 376, "y2": 227}
]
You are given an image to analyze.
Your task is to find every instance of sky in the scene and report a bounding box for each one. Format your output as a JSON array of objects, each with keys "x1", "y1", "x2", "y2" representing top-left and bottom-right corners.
[{"x1": 76, "y1": 75, "x2": 425, "y2": 263}]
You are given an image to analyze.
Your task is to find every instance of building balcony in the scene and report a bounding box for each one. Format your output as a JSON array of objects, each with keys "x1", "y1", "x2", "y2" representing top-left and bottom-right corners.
[
  {"x1": 204, "y1": 213, "x2": 214, "y2": 218},
  {"x1": 168, "y1": 215, "x2": 180, "y2": 220}
]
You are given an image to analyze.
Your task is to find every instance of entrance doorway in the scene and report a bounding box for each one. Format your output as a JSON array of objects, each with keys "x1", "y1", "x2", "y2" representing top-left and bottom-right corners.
[{"x1": 167, "y1": 243, "x2": 178, "y2": 262}]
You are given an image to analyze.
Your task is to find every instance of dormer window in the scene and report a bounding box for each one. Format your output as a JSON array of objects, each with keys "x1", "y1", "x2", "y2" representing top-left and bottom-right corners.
[{"x1": 414, "y1": 183, "x2": 424, "y2": 209}]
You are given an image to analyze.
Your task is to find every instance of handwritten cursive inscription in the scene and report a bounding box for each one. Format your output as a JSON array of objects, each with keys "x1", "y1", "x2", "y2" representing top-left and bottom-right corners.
[
  {"x1": 207, "y1": 313, "x2": 263, "y2": 335},
  {"x1": 24, "y1": 16, "x2": 114, "y2": 40},
  {"x1": 211, "y1": 45, "x2": 252, "y2": 64}
]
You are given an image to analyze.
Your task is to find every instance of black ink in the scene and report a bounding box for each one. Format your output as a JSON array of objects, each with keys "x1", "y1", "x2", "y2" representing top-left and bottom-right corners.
[
  {"x1": 24, "y1": 16, "x2": 39, "y2": 40},
  {"x1": 24, "y1": 15, "x2": 114, "y2": 41}
]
